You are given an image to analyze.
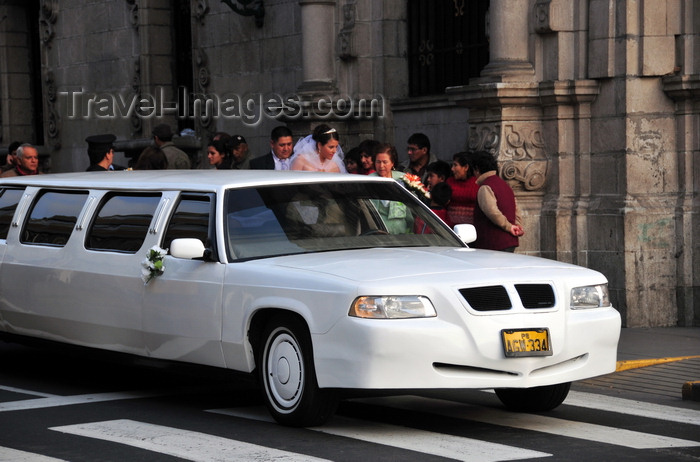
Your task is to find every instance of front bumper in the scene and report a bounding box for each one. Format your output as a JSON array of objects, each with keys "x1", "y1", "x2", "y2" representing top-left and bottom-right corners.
[{"x1": 313, "y1": 306, "x2": 621, "y2": 390}]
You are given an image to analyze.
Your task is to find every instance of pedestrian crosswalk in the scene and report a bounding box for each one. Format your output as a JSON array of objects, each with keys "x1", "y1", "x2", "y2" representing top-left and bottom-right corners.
[
  {"x1": 343, "y1": 395, "x2": 700, "y2": 449},
  {"x1": 2, "y1": 390, "x2": 700, "y2": 461},
  {"x1": 210, "y1": 407, "x2": 551, "y2": 461},
  {"x1": 50, "y1": 420, "x2": 329, "y2": 462}
]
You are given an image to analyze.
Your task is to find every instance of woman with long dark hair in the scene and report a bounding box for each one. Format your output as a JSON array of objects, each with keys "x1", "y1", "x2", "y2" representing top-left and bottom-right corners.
[
  {"x1": 207, "y1": 138, "x2": 234, "y2": 170},
  {"x1": 291, "y1": 124, "x2": 344, "y2": 172},
  {"x1": 447, "y1": 152, "x2": 479, "y2": 225}
]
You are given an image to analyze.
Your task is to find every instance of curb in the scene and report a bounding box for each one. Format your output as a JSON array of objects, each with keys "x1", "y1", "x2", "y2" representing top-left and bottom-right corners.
[
  {"x1": 682, "y1": 381, "x2": 700, "y2": 401},
  {"x1": 615, "y1": 356, "x2": 700, "y2": 402},
  {"x1": 615, "y1": 355, "x2": 700, "y2": 372}
]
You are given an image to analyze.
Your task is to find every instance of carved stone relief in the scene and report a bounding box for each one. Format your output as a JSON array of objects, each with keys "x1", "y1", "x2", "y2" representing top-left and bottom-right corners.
[
  {"x1": 195, "y1": 0, "x2": 209, "y2": 25},
  {"x1": 39, "y1": 0, "x2": 58, "y2": 47},
  {"x1": 44, "y1": 71, "x2": 60, "y2": 150},
  {"x1": 468, "y1": 122, "x2": 549, "y2": 192},
  {"x1": 40, "y1": 1, "x2": 60, "y2": 150},
  {"x1": 337, "y1": 0, "x2": 356, "y2": 61},
  {"x1": 125, "y1": 0, "x2": 139, "y2": 28},
  {"x1": 131, "y1": 59, "x2": 142, "y2": 135},
  {"x1": 453, "y1": 0, "x2": 465, "y2": 17},
  {"x1": 127, "y1": 1, "x2": 141, "y2": 135},
  {"x1": 467, "y1": 124, "x2": 500, "y2": 153},
  {"x1": 533, "y1": 0, "x2": 552, "y2": 34},
  {"x1": 191, "y1": 1, "x2": 211, "y2": 144},
  {"x1": 195, "y1": 48, "x2": 212, "y2": 131},
  {"x1": 502, "y1": 123, "x2": 548, "y2": 191}
]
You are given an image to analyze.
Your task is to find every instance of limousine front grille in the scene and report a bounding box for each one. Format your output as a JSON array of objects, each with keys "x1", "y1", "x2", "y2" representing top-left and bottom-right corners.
[
  {"x1": 515, "y1": 283, "x2": 555, "y2": 308},
  {"x1": 459, "y1": 286, "x2": 512, "y2": 311},
  {"x1": 459, "y1": 284, "x2": 555, "y2": 311}
]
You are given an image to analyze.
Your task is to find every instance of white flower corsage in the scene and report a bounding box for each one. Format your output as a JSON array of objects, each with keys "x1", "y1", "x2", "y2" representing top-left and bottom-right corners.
[{"x1": 141, "y1": 245, "x2": 167, "y2": 285}]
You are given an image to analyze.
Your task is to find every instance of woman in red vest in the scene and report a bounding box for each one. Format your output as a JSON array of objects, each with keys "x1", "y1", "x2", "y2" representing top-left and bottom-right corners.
[
  {"x1": 446, "y1": 152, "x2": 479, "y2": 225},
  {"x1": 469, "y1": 151, "x2": 524, "y2": 252}
]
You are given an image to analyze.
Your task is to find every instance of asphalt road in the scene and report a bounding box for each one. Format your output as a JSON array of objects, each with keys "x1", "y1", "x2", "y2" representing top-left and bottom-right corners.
[{"x1": 1, "y1": 340, "x2": 699, "y2": 462}]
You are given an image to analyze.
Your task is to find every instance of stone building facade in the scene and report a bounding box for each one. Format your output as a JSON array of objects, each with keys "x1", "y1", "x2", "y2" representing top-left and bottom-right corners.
[{"x1": 0, "y1": 0, "x2": 696, "y2": 327}]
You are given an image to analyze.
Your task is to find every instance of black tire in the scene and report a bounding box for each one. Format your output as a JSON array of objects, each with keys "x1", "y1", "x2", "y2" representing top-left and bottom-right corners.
[
  {"x1": 257, "y1": 314, "x2": 338, "y2": 426},
  {"x1": 495, "y1": 382, "x2": 571, "y2": 412}
]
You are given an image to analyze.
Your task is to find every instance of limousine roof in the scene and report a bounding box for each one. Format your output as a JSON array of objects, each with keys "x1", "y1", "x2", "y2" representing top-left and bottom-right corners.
[{"x1": 0, "y1": 170, "x2": 393, "y2": 192}]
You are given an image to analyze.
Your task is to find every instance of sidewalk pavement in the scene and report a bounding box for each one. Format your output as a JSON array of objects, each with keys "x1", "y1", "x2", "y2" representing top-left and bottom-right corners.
[{"x1": 616, "y1": 327, "x2": 700, "y2": 401}]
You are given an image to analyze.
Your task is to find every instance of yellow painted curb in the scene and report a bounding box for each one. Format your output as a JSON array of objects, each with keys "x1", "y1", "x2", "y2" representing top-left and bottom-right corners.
[{"x1": 616, "y1": 355, "x2": 700, "y2": 372}]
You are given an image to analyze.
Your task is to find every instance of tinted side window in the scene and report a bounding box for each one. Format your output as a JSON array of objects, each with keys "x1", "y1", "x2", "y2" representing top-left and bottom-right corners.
[
  {"x1": 0, "y1": 188, "x2": 25, "y2": 239},
  {"x1": 21, "y1": 191, "x2": 88, "y2": 246},
  {"x1": 162, "y1": 194, "x2": 212, "y2": 250},
  {"x1": 86, "y1": 193, "x2": 161, "y2": 253}
]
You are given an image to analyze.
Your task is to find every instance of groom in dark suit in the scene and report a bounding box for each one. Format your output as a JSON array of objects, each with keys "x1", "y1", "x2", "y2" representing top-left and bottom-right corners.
[{"x1": 250, "y1": 126, "x2": 295, "y2": 170}]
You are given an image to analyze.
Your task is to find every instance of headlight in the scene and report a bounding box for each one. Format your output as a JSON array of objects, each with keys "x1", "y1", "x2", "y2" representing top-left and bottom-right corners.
[
  {"x1": 570, "y1": 284, "x2": 610, "y2": 309},
  {"x1": 349, "y1": 296, "x2": 437, "y2": 319}
]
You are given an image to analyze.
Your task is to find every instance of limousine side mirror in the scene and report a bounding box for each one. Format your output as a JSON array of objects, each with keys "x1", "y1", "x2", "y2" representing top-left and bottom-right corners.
[
  {"x1": 170, "y1": 238, "x2": 207, "y2": 259},
  {"x1": 453, "y1": 224, "x2": 477, "y2": 244}
]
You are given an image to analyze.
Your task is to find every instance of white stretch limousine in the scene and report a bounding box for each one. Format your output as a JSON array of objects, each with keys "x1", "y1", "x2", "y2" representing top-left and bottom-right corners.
[{"x1": 0, "y1": 170, "x2": 621, "y2": 426}]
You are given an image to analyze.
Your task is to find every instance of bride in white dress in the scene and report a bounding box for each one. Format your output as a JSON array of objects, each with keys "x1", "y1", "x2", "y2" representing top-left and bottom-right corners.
[{"x1": 291, "y1": 124, "x2": 346, "y2": 173}]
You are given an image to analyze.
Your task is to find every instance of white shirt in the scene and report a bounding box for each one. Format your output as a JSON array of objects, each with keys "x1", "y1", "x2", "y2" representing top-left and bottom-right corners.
[{"x1": 273, "y1": 152, "x2": 295, "y2": 170}]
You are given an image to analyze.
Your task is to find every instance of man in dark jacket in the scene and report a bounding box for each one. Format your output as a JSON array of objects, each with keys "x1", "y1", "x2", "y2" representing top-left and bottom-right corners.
[
  {"x1": 85, "y1": 134, "x2": 117, "y2": 172},
  {"x1": 250, "y1": 126, "x2": 294, "y2": 170},
  {"x1": 152, "y1": 124, "x2": 191, "y2": 169}
]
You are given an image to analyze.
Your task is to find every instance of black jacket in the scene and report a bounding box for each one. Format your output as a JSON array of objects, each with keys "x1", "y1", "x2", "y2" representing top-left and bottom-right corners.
[{"x1": 249, "y1": 152, "x2": 276, "y2": 170}]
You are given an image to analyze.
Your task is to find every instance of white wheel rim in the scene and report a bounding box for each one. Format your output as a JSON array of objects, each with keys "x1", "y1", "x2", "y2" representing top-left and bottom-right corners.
[{"x1": 265, "y1": 329, "x2": 304, "y2": 412}]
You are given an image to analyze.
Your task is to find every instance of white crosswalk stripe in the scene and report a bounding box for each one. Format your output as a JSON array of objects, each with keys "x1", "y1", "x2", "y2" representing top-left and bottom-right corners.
[
  {"x1": 564, "y1": 390, "x2": 700, "y2": 426},
  {"x1": 0, "y1": 385, "x2": 56, "y2": 399},
  {"x1": 351, "y1": 396, "x2": 700, "y2": 449},
  {"x1": 0, "y1": 446, "x2": 68, "y2": 462},
  {"x1": 210, "y1": 407, "x2": 551, "y2": 462},
  {"x1": 49, "y1": 419, "x2": 330, "y2": 462},
  {"x1": 0, "y1": 391, "x2": 166, "y2": 412}
]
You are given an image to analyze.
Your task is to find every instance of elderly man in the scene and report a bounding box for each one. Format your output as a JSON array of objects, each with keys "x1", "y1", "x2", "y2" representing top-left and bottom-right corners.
[{"x1": 0, "y1": 143, "x2": 40, "y2": 177}]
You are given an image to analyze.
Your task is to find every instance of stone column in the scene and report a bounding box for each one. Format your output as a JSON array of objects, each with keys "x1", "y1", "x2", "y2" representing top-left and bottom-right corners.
[
  {"x1": 298, "y1": 0, "x2": 337, "y2": 93},
  {"x1": 0, "y1": 4, "x2": 38, "y2": 145},
  {"x1": 287, "y1": 1, "x2": 344, "y2": 144},
  {"x1": 479, "y1": 0, "x2": 534, "y2": 81},
  {"x1": 662, "y1": 75, "x2": 700, "y2": 327}
]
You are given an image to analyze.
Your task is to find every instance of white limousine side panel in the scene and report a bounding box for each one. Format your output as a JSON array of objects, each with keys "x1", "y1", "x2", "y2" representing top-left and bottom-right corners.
[
  {"x1": 142, "y1": 254, "x2": 226, "y2": 368},
  {"x1": 0, "y1": 188, "x2": 145, "y2": 354}
]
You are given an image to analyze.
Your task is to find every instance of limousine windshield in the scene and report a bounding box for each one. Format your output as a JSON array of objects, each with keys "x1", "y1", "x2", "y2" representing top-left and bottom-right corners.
[{"x1": 225, "y1": 182, "x2": 464, "y2": 260}]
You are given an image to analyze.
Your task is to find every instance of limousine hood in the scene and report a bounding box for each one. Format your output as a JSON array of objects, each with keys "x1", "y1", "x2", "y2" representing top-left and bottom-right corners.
[{"x1": 268, "y1": 247, "x2": 602, "y2": 284}]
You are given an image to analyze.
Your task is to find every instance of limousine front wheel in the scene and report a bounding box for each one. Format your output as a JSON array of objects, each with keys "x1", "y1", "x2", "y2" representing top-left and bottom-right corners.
[{"x1": 258, "y1": 315, "x2": 339, "y2": 426}]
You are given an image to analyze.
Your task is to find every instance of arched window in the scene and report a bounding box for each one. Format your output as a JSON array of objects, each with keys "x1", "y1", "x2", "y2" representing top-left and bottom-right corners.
[{"x1": 408, "y1": 0, "x2": 489, "y2": 96}]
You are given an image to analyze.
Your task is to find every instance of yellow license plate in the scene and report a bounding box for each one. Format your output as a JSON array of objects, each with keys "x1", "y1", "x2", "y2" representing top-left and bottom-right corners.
[{"x1": 501, "y1": 328, "x2": 552, "y2": 357}]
